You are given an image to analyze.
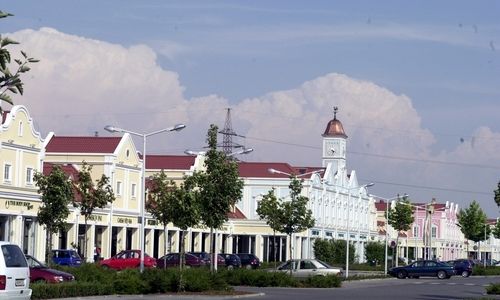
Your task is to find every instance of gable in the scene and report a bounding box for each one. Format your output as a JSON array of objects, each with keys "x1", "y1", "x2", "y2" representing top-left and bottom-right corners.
[{"x1": 0, "y1": 105, "x2": 45, "y2": 148}]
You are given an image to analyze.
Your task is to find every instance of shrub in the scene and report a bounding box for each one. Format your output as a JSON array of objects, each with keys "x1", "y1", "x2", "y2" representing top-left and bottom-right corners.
[
  {"x1": 60, "y1": 263, "x2": 116, "y2": 283},
  {"x1": 31, "y1": 282, "x2": 113, "y2": 299},
  {"x1": 313, "y1": 239, "x2": 355, "y2": 265},
  {"x1": 113, "y1": 268, "x2": 148, "y2": 294},
  {"x1": 486, "y1": 283, "x2": 500, "y2": 294},
  {"x1": 306, "y1": 274, "x2": 342, "y2": 288},
  {"x1": 364, "y1": 241, "x2": 385, "y2": 266},
  {"x1": 473, "y1": 266, "x2": 500, "y2": 276}
]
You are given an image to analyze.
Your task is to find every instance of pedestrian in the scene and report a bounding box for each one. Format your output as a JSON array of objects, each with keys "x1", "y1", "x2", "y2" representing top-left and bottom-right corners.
[{"x1": 94, "y1": 244, "x2": 101, "y2": 262}]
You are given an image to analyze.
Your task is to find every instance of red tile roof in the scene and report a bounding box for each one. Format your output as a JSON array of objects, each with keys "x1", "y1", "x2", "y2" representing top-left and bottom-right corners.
[
  {"x1": 145, "y1": 155, "x2": 196, "y2": 170},
  {"x1": 228, "y1": 206, "x2": 246, "y2": 219},
  {"x1": 43, "y1": 163, "x2": 80, "y2": 180},
  {"x1": 46, "y1": 136, "x2": 122, "y2": 153},
  {"x1": 238, "y1": 162, "x2": 323, "y2": 178}
]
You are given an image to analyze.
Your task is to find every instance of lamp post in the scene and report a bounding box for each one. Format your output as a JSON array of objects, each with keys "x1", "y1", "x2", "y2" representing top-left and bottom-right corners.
[
  {"x1": 344, "y1": 183, "x2": 374, "y2": 278},
  {"x1": 368, "y1": 194, "x2": 406, "y2": 276},
  {"x1": 104, "y1": 123, "x2": 186, "y2": 272}
]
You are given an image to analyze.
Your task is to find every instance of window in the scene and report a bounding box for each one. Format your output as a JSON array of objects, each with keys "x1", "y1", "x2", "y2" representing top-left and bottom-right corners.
[
  {"x1": 431, "y1": 226, "x2": 437, "y2": 238},
  {"x1": 26, "y1": 167, "x2": 33, "y2": 185},
  {"x1": 4, "y1": 164, "x2": 12, "y2": 182},
  {"x1": 116, "y1": 181, "x2": 122, "y2": 196},
  {"x1": 413, "y1": 225, "x2": 419, "y2": 238},
  {"x1": 131, "y1": 183, "x2": 136, "y2": 198}
]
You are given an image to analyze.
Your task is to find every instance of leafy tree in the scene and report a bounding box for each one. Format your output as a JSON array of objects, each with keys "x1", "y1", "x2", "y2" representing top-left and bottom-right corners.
[
  {"x1": 256, "y1": 188, "x2": 281, "y2": 269},
  {"x1": 1, "y1": 11, "x2": 39, "y2": 110},
  {"x1": 387, "y1": 196, "x2": 413, "y2": 267},
  {"x1": 313, "y1": 239, "x2": 354, "y2": 265},
  {"x1": 73, "y1": 162, "x2": 115, "y2": 261},
  {"x1": 279, "y1": 175, "x2": 315, "y2": 265},
  {"x1": 34, "y1": 165, "x2": 73, "y2": 264},
  {"x1": 147, "y1": 171, "x2": 200, "y2": 291},
  {"x1": 458, "y1": 200, "x2": 490, "y2": 256},
  {"x1": 365, "y1": 241, "x2": 385, "y2": 266},
  {"x1": 194, "y1": 124, "x2": 244, "y2": 272},
  {"x1": 492, "y1": 220, "x2": 500, "y2": 239},
  {"x1": 494, "y1": 181, "x2": 500, "y2": 208}
]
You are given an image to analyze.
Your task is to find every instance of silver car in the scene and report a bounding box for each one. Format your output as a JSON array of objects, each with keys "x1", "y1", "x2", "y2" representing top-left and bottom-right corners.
[{"x1": 276, "y1": 259, "x2": 343, "y2": 279}]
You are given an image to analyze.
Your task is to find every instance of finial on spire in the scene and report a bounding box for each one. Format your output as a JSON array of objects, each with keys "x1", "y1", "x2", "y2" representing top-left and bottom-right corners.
[{"x1": 333, "y1": 106, "x2": 338, "y2": 120}]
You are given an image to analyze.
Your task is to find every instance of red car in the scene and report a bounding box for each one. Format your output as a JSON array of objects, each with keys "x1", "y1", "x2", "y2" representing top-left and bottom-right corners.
[
  {"x1": 26, "y1": 255, "x2": 75, "y2": 283},
  {"x1": 99, "y1": 250, "x2": 156, "y2": 270}
]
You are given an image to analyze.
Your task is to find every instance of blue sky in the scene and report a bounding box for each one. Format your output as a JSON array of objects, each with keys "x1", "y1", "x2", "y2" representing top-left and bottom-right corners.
[{"x1": 2, "y1": 1, "x2": 500, "y2": 216}]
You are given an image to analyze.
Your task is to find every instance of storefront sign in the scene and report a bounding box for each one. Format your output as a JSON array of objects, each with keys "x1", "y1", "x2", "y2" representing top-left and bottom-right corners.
[
  {"x1": 117, "y1": 217, "x2": 133, "y2": 224},
  {"x1": 88, "y1": 215, "x2": 103, "y2": 222},
  {"x1": 5, "y1": 200, "x2": 33, "y2": 210},
  {"x1": 147, "y1": 219, "x2": 158, "y2": 226}
]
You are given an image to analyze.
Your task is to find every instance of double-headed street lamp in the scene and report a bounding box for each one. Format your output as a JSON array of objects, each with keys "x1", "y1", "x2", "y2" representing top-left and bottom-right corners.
[
  {"x1": 104, "y1": 123, "x2": 186, "y2": 272},
  {"x1": 184, "y1": 148, "x2": 253, "y2": 157},
  {"x1": 369, "y1": 194, "x2": 408, "y2": 275}
]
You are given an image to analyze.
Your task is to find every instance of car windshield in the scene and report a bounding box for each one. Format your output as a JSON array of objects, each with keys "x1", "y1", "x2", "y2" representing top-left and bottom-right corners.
[
  {"x1": 315, "y1": 259, "x2": 333, "y2": 269},
  {"x1": 26, "y1": 256, "x2": 46, "y2": 268}
]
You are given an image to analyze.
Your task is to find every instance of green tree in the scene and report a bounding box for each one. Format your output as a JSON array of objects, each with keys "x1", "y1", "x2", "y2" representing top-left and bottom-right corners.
[
  {"x1": 147, "y1": 171, "x2": 200, "y2": 291},
  {"x1": 73, "y1": 162, "x2": 115, "y2": 261},
  {"x1": 256, "y1": 188, "x2": 282, "y2": 269},
  {"x1": 1, "y1": 11, "x2": 39, "y2": 110},
  {"x1": 388, "y1": 196, "x2": 414, "y2": 267},
  {"x1": 34, "y1": 165, "x2": 74, "y2": 264},
  {"x1": 492, "y1": 220, "x2": 500, "y2": 239},
  {"x1": 494, "y1": 181, "x2": 500, "y2": 208},
  {"x1": 313, "y1": 239, "x2": 355, "y2": 265},
  {"x1": 194, "y1": 124, "x2": 244, "y2": 272},
  {"x1": 458, "y1": 201, "x2": 490, "y2": 257},
  {"x1": 365, "y1": 241, "x2": 385, "y2": 266}
]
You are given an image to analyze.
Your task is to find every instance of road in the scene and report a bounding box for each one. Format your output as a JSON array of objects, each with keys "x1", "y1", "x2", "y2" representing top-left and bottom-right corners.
[
  {"x1": 50, "y1": 276, "x2": 500, "y2": 300},
  {"x1": 237, "y1": 276, "x2": 500, "y2": 300}
]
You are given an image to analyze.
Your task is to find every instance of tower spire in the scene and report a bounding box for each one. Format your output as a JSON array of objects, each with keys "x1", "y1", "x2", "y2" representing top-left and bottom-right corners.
[{"x1": 333, "y1": 106, "x2": 338, "y2": 120}]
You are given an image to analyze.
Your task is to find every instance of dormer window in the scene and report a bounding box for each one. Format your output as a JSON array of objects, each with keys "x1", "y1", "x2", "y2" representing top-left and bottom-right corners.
[{"x1": 126, "y1": 149, "x2": 130, "y2": 158}]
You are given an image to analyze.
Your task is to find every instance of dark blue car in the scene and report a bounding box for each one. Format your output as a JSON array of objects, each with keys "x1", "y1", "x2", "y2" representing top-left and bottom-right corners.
[
  {"x1": 388, "y1": 260, "x2": 455, "y2": 279},
  {"x1": 446, "y1": 259, "x2": 473, "y2": 277},
  {"x1": 221, "y1": 253, "x2": 241, "y2": 270},
  {"x1": 51, "y1": 249, "x2": 82, "y2": 266}
]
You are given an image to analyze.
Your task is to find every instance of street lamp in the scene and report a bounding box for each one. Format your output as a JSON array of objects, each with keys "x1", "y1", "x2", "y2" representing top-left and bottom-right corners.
[
  {"x1": 369, "y1": 194, "x2": 408, "y2": 276},
  {"x1": 185, "y1": 148, "x2": 253, "y2": 157},
  {"x1": 104, "y1": 123, "x2": 186, "y2": 272},
  {"x1": 267, "y1": 168, "x2": 322, "y2": 178}
]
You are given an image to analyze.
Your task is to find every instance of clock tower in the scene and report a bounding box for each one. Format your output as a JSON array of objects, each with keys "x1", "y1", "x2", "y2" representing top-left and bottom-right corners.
[{"x1": 322, "y1": 107, "x2": 347, "y2": 171}]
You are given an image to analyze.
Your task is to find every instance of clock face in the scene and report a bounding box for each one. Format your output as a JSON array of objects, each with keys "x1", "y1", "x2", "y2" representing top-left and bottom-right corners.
[{"x1": 324, "y1": 140, "x2": 339, "y2": 156}]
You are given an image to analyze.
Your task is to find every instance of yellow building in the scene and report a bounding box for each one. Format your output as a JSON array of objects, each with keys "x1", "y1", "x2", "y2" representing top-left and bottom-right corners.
[{"x1": 0, "y1": 105, "x2": 49, "y2": 259}]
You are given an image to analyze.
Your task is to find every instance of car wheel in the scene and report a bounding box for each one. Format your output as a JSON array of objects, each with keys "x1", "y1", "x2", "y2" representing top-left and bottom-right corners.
[
  {"x1": 397, "y1": 270, "x2": 407, "y2": 279},
  {"x1": 101, "y1": 265, "x2": 109, "y2": 270},
  {"x1": 245, "y1": 265, "x2": 252, "y2": 270},
  {"x1": 227, "y1": 265, "x2": 234, "y2": 270},
  {"x1": 437, "y1": 270, "x2": 447, "y2": 279},
  {"x1": 461, "y1": 270, "x2": 469, "y2": 278},
  {"x1": 185, "y1": 265, "x2": 191, "y2": 269},
  {"x1": 35, "y1": 279, "x2": 47, "y2": 284}
]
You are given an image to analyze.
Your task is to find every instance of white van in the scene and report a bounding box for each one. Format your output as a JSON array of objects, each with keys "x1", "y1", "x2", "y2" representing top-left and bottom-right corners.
[{"x1": 0, "y1": 242, "x2": 31, "y2": 300}]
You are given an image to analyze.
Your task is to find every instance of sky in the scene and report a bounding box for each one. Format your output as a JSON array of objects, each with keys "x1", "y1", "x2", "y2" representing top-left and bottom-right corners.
[{"x1": 1, "y1": 1, "x2": 499, "y2": 217}]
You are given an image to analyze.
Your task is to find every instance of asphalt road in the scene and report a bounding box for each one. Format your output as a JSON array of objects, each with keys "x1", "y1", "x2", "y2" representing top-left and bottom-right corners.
[{"x1": 51, "y1": 276, "x2": 500, "y2": 300}]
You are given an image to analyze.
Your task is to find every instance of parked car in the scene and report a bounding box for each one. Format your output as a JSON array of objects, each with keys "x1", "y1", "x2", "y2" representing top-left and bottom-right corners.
[
  {"x1": 188, "y1": 252, "x2": 225, "y2": 267},
  {"x1": 446, "y1": 259, "x2": 473, "y2": 277},
  {"x1": 99, "y1": 250, "x2": 156, "y2": 270},
  {"x1": 25, "y1": 255, "x2": 75, "y2": 283},
  {"x1": 156, "y1": 253, "x2": 207, "y2": 269},
  {"x1": 51, "y1": 249, "x2": 82, "y2": 267},
  {"x1": 276, "y1": 259, "x2": 343, "y2": 279},
  {"x1": 220, "y1": 254, "x2": 241, "y2": 270},
  {"x1": 0, "y1": 241, "x2": 32, "y2": 300},
  {"x1": 388, "y1": 260, "x2": 455, "y2": 279},
  {"x1": 236, "y1": 253, "x2": 260, "y2": 269}
]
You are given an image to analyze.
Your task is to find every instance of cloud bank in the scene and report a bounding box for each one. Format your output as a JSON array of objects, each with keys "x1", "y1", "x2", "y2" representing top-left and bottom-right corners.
[{"x1": 6, "y1": 27, "x2": 500, "y2": 216}]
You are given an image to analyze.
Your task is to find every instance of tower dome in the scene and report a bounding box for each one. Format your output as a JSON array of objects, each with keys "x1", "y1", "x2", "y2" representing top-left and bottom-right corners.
[{"x1": 322, "y1": 107, "x2": 347, "y2": 138}]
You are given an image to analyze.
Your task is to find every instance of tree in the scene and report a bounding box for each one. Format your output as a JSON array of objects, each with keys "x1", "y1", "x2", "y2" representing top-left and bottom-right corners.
[
  {"x1": 194, "y1": 124, "x2": 244, "y2": 272},
  {"x1": 365, "y1": 241, "x2": 385, "y2": 266},
  {"x1": 494, "y1": 181, "x2": 500, "y2": 208},
  {"x1": 313, "y1": 239, "x2": 354, "y2": 265},
  {"x1": 280, "y1": 176, "x2": 315, "y2": 261},
  {"x1": 458, "y1": 200, "x2": 490, "y2": 257},
  {"x1": 73, "y1": 162, "x2": 115, "y2": 261},
  {"x1": 256, "y1": 188, "x2": 282, "y2": 269},
  {"x1": 1, "y1": 11, "x2": 39, "y2": 110},
  {"x1": 147, "y1": 172, "x2": 200, "y2": 270},
  {"x1": 34, "y1": 165, "x2": 73, "y2": 264},
  {"x1": 492, "y1": 220, "x2": 500, "y2": 239},
  {"x1": 387, "y1": 196, "x2": 414, "y2": 267}
]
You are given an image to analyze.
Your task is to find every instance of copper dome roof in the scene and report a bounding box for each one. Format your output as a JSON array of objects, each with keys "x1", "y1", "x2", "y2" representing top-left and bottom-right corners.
[{"x1": 322, "y1": 107, "x2": 347, "y2": 138}]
